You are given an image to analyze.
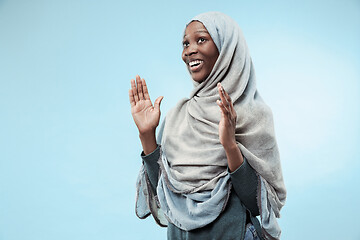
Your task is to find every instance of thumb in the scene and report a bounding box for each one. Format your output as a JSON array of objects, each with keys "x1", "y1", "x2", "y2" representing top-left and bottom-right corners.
[{"x1": 154, "y1": 96, "x2": 164, "y2": 111}]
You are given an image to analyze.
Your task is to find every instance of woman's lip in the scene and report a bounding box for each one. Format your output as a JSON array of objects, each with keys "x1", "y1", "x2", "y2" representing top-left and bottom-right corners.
[{"x1": 189, "y1": 61, "x2": 203, "y2": 72}]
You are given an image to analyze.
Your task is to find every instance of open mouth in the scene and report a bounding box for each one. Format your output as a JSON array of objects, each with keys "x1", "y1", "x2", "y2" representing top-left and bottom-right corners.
[{"x1": 188, "y1": 60, "x2": 203, "y2": 71}]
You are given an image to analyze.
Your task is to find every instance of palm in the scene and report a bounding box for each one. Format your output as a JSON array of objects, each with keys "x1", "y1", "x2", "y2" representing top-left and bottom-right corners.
[
  {"x1": 129, "y1": 76, "x2": 163, "y2": 135},
  {"x1": 218, "y1": 115, "x2": 235, "y2": 146},
  {"x1": 131, "y1": 98, "x2": 160, "y2": 133},
  {"x1": 217, "y1": 83, "x2": 237, "y2": 148}
]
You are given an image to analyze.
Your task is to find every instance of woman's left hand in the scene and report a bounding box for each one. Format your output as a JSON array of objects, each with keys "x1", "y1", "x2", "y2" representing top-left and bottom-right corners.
[{"x1": 217, "y1": 83, "x2": 237, "y2": 150}]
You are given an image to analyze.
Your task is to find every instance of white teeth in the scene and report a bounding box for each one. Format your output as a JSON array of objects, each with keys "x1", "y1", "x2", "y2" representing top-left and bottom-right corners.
[{"x1": 189, "y1": 60, "x2": 203, "y2": 67}]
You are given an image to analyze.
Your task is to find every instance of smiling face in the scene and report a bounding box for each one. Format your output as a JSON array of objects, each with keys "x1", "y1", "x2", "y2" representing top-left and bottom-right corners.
[{"x1": 182, "y1": 21, "x2": 219, "y2": 83}]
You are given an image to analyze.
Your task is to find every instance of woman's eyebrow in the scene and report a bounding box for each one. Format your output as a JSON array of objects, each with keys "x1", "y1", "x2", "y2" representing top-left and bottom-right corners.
[
  {"x1": 195, "y1": 30, "x2": 209, "y2": 34},
  {"x1": 184, "y1": 30, "x2": 210, "y2": 38}
]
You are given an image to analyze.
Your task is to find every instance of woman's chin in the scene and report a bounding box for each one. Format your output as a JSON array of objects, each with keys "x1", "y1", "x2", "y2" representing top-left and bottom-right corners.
[{"x1": 191, "y1": 73, "x2": 207, "y2": 83}]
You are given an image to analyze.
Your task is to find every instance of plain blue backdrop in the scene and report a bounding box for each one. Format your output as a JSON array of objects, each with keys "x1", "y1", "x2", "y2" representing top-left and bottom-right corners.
[{"x1": 0, "y1": 0, "x2": 359, "y2": 239}]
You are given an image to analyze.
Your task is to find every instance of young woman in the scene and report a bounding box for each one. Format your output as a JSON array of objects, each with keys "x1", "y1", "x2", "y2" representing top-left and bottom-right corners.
[{"x1": 129, "y1": 12, "x2": 286, "y2": 240}]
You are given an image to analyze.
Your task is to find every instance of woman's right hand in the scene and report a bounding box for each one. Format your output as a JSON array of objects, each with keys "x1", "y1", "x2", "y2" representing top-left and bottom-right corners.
[{"x1": 129, "y1": 75, "x2": 163, "y2": 136}]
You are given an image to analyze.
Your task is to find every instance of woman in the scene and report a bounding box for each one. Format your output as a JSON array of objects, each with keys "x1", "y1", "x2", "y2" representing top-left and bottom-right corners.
[{"x1": 129, "y1": 12, "x2": 286, "y2": 240}]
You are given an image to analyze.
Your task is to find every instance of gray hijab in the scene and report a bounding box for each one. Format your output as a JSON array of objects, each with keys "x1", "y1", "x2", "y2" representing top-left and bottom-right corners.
[{"x1": 136, "y1": 12, "x2": 286, "y2": 240}]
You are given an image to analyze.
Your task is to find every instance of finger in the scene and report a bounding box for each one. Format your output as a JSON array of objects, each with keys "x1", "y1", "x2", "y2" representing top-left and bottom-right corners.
[
  {"x1": 221, "y1": 89, "x2": 237, "y2": 121},
  {"x1": 142, "y1": 78, "x2": 151, "y2": 101},
  {"x1": 222, "y1": 85, "x2": 232, "y2": 106},
  {"x1": 131, "y1": 78, "x2": 139, "y2": 102},
  {"x1": 217, "y1": 83, "x2": 230, "y2": 110},
  {"x1": 136, "y1": 75, "x2": 144, "y2": 100},
  {"x1": 220, "y1": 86, "x2": 235, "y2": 113},
  {"x1": 223, "y1": 99, "x2": 236, "y2": 124},
  {"x1": 219, "y1": 83, "x2": 235, "y2": 119},
  {"x1": 154, "y1": 96, "x2": 164, "y2": 111},
  {"x1": 129, "y1": 89, "x2": 136, "y2": 107},
  {"x1": 217, "y1": 99, "x2": 229, "y2": 118},
  {"x1": 217, "y1": 83, "x2": 225, "y2": 102}
]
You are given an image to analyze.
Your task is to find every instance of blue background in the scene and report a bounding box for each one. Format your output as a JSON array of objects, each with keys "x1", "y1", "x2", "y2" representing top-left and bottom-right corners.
[{"x1": 0, "y1": 0, "x2": 359, "y2": 239}]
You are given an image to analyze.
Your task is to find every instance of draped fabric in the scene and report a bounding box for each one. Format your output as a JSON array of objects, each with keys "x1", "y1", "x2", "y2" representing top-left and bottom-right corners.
[{"x1": 136, "y1": 12, "x2": 286, "y2": 240}]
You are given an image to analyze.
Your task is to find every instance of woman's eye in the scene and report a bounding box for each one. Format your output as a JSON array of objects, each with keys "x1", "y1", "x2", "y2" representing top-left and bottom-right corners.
[
  {"x1": 198, "y1": 38, "x2": 206, "y2": 43},
  {"x1": 183, "y1": 42, "x2": 189, "y2": 47}
]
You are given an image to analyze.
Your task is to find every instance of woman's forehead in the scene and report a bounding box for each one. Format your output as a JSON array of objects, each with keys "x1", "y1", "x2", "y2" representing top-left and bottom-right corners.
[
  {"x1": 183, "y1": 21, "x2": 209, "y2": 38},
  {"x1": 185, "y1": 14, "x2": 222, "y2": 51}
]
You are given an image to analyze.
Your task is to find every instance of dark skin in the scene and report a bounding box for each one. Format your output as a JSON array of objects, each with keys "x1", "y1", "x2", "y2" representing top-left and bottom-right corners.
[
  {"x1": 182, "y1": 21, "x2": 219, "y2": 83},
  {"x1": 129, "y1": 21, "x2": 243, "y2": 172}
]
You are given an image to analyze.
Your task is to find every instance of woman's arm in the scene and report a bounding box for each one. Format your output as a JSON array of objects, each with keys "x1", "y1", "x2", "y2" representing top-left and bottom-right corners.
[
  {"x1": 129, "y1": 75, "x2": 163, "y2": 155},
  {"x1": 216, "y1": 83, "x2": 243, "y2": 172},
  {"x1": 229, "y1": 158, "x2": 259, "y2": 216},
  {"x1": 223, "y1": 142, "x2": 244, "y2": 172},
  {"x1": 142, "y1": 145, "x2": 161, "y2": 193},
  {"x1": 217, "y1": 83, "x2": 259, "y2": 215}
]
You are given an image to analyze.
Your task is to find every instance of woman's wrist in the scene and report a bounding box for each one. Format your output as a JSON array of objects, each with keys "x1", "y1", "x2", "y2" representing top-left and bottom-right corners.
[
  {"x1": 139, "y1": 129, "x2": 157, "y2": 155},
  {"x1": 222, "y1": 139, "x2": 237, "y2": 151},
  {"x1": 224, "y1": 142, "x2": 244, "y2": 172}
]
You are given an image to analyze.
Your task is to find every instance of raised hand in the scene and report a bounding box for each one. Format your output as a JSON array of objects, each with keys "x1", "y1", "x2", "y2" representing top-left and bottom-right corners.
[
  {"x1": 216, "y1": 82, "x2": 243, "y2": 171},
  {"x1": 216, "y1": 82, "x2": 237, "y2": 150},
  {"x1": 129, "y1": 75, "x2": 163, "y2": 135}
]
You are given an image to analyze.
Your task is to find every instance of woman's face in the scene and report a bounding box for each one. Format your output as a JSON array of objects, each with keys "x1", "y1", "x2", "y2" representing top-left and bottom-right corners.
[{"x1": 182, "y1": 21, "x2": 219, "y2": 83}]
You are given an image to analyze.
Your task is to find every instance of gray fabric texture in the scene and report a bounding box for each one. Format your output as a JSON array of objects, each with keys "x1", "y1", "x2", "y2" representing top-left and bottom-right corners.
[{"x1": 135, "y1": 11, "x2": 286, "y2": 239}]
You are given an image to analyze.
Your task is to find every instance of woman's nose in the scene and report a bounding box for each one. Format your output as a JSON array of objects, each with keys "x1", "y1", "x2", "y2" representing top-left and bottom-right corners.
[{"x1": 185, "y1": 43, "x2": 197, "y2": 56}]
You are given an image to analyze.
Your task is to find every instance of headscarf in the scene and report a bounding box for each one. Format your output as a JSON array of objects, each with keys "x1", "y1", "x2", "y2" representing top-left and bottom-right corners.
[{"x1": 136, "y1": 12, "x2": 286, "y2": 240}]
